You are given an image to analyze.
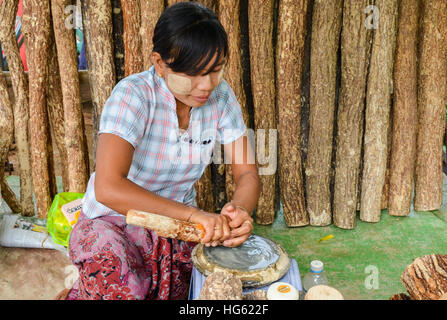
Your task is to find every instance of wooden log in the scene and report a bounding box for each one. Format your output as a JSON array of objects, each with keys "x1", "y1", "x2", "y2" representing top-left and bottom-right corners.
[
  {"x1": 22, "y1": 0, "x2": 54, "y2": 218},
  {"x1": 0, "y1": 67, "x2": 21, "y2": 213},
  {"x1": 275, "y1": 0, "x2": 309, "y2": 227},
  {"x1": 360, "y1": 0, "x2": 398, "y2": 223},
  {"x1": 401, "y1": 254, "x2": 447, "y2": 300},
  {"x1": 198, "y1": 271, "x2": 243, "y2": 300},
  {"x1": 333, "y1": 0, "x2": 372, "y2": 229},
  {"x1": 197, "y1": 0, "x2": 216, "y2": 12},
  {"x1": 389, "y1": 293, "x2": 411, "y2": 300},
  {"x1": 305, "y1": 0, "x2": 342, "y2": 226},
  {"x1": 80, "y1": 0, "x2": 116, "y2": 168},
  {"x1": 47, "y1": 33, "x2": 69, "y2": 192},
  {"x1": 388, "y1": 0, "x2": 420, "y2": 216},
  {"x1": 51, "y1": 0, "x2": 89, "y2": 193},
  {"x1": 121, "y1": 0, "x2": 143, "y2": 76},
  {"x1": 166, "y1": 0, "x2": 183, "y2": 7},
  {"x1": 0, "y1": 0, "x2": 33, "y2": 216},
  {"x1": 414, "y1": 0, "x2": 447, "y2": 211},
  {"x1": 218, "y1": 0, "x2": 249, "y2": 204},
  {"x1": 111, "y1": 0, "x2": 125, "y2": 82},
  {"x1": 211, "y1": 160, "x2": 227, "y2": 212},
  {"x1": 248, "y1": 0, "x2": 277, "y2": 225},
  {"x1": 126, "y1": 209, "x2": 205, "y2": 242},
  {"x1": 194, "y1": 166, "x2": 215, "y2": 213},
  {"x1": 140, "y1": 0, "x2": 164, "y2": 71}
]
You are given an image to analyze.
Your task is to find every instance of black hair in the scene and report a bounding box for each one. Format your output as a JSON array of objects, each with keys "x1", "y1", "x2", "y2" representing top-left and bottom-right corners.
[{"x1": 152, "y1": 2, "x2": 229, "y2": 76}]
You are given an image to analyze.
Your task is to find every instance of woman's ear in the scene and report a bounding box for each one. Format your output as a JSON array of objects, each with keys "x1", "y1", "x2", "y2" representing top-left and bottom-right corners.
[{"x1": 151, "y1": 52, "x2": 165, "y2": 78}]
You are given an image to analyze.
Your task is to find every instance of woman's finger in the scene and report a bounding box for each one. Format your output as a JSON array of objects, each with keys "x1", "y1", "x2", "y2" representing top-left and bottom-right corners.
[{"x1": 230, "y1": 220, "x2": 253, "y2": 238}]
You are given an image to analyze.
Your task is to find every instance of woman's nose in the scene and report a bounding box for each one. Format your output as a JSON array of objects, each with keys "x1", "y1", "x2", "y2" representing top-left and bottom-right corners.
[{"x1": 196, "y1": 74, "x2": 214, "y2": 91}]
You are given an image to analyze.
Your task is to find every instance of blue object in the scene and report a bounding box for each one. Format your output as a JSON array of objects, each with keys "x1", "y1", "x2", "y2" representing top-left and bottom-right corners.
[{"x1": 188, "y1": 259, "x2": 302, "y2": 300}]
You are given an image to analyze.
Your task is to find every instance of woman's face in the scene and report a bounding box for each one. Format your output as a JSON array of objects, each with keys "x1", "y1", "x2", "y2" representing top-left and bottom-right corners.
[{"x1": 152, "y1": 52, "x2": 226, "y2": 108}]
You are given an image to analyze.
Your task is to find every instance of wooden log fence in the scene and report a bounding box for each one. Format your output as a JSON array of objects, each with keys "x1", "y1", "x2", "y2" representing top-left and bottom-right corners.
[{"x1": 0, "y1": 0, "x2": 446, "y2": 230}]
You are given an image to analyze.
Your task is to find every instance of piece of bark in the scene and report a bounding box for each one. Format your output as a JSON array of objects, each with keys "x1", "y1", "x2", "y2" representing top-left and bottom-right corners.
[
  {"x1": 122, "y1": 0, "x2": 143, "y2": 76},
  {"x1": 198, "y1": 271, "x2": 243, "y2": 300},
  {"x1": 166, "y1": 0, "x2": 183, "y2": 7},
  {"x1": 81, "y1": 0, "x2": 116, "y2": 169},
  {"x1": 111, "y1": 0, "x2": 125, "y2": 82},
  {"x1": 388, "y1": 0, "x2": 420, "y2": 216},
  {"x1": 218, "y1": 0, "x2": 249, "y2": 204},
  {"x1": 22, "y1": 0, "x2": 53, "y2": 218},
  {"x1": 197, "y1": 0, "x2": 216, "y2": 12},
  {"x1": 275, "y1": 0, "x2": 309, "y2": 227},
  {"x1": 333, "y1": 0, "x2": 372, "y2": 229},
  {"x1": 413, "y1": 0, "x2": 447, "y2": 211},
  {"x1": 243, "y1": 290, "x2": 267, "y2": 300},
  {"x1": 0, "y1": 66, "x2": 21, "y2": 213},
  {"x1": 248, "y1": 0, "x2": 277, "y2": 225},
  {"x1": 401, "y1": 254, "x2": 447, "y2": 300},
  {"x1": 211, "y1": 158, "x2": 227, "y2": 213},
  {"x1": 0, "y1": 0, "x2": 33, "y2": 216},
  {"x1": 47, "y1": 33, "x2": 69, "y2": 192},
  {"x1": 389, "y1": 293, "x2": 411, "y2": 300},
  {"x1": 51, "y1": 0, "x2": 89, "y2": 193},
  {"x1": 140, "y1": 0, "x2": 164, "y2": 71},
  {"x1": 194, "y1": 166, "x2": 215, "y2": 213},
  {"x1": 360, "y1": 0, "x2": 398, "y2": 223},
  {"x1": 305, "y1": 0, "x2": 342, "y2": 226},
  {"x1": 126, "y1": 209, "x2": 205, "y2": 242}
]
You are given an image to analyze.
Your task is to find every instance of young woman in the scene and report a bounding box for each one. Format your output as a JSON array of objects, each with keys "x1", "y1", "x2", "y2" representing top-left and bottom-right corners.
[{"x1": 66, "y1": 2, "x2": 260, "y2": 300}]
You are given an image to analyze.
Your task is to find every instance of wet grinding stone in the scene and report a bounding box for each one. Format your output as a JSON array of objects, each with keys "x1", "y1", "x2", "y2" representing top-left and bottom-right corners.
[{"x1": 192, "y1": 234, "x2": 291, "y2": 288}]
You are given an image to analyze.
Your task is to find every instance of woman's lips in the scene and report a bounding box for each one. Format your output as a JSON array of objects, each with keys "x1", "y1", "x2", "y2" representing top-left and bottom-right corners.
[{"x1": 193, "y1": 95, "x2": 209, "y2": 103}]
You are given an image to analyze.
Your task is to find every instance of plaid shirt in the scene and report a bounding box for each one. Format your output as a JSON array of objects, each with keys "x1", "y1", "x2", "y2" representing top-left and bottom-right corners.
[{"x1": 82, "y1": 66, "x2": 247, "y2": 219}]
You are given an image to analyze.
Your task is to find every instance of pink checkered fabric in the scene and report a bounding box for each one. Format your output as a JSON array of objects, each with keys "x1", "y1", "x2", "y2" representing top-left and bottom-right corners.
[{"x1": 82, "y1": 66, "x2": 247, "y2": 219}]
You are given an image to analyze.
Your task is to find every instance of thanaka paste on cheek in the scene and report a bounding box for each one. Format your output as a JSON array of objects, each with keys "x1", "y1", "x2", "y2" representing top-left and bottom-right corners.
[{"x1": 166, "y1": 73, "x2": 192, "y2": 95}]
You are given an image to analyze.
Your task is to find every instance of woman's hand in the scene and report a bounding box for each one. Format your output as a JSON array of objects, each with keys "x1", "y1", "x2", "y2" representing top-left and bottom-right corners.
[
  {"x1": 188, "y1": 209, "x2": 231, "y2": 247},
  {"x1": 220, "y1": 202, "x2": 254, "y2": 247}
]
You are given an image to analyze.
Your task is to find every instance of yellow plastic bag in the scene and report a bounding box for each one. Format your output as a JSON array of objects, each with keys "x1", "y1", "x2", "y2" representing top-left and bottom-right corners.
[{"x1": 46, "y1": 192, "x2": 84, "y2": 247}]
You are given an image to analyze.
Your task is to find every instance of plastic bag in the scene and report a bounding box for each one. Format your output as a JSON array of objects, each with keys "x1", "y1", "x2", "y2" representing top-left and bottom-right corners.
[
  {"x1": 0, "y1": 214, "x2": 67, "y2": 253},
  {"x1": 46, "y1": 192, "x2": 84, "y2": 247}
]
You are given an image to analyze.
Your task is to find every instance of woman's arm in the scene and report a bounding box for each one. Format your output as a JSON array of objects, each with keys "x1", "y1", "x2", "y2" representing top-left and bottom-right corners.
[
  {"x1": 94, "y1": 133, "x2": 230, "y2": 244},
  {"x1": 220, "y1": 133, "x2": 261, "y2": 247}
]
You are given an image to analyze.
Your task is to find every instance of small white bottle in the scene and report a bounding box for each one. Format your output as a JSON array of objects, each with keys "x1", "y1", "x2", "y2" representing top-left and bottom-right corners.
[{"x1": 302, "y1": 260, "x2": 328, "y2": 293}]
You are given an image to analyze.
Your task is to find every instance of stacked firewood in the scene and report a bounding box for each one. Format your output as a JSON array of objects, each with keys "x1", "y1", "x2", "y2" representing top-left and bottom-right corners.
[{"x1": 390, "y1": 254, "x2": 447, "y2": 300}]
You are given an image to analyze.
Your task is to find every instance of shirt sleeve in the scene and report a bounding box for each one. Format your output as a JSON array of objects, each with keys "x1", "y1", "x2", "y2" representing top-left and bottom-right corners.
[
  {"x1": 216, "y1": 80, "x2": 247, "y2": 145},
  {"x1": 98, "y1": 78, "x2": 149, "y2": 148}
]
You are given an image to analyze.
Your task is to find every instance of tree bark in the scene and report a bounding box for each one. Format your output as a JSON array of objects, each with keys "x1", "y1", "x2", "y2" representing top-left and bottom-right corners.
[
  {"x1": 47, "y1": 34, "x2": 69, "y2": 192},
  {"x1": 166, "y1": 0, "x2": 182, "y2": 7},
  {"x1": 414, "y1": 0, "x2": 447, "y2": 211},
  {"x1": 248, "y1": 0, "x2": 277, "y2": 225},
  {"x1": 51, "y1": 0, "x2": 89, "y2": 193},
  {"x1": 401, "y1": 254, "x2": 447, "y2": 300},
  {"x1": 0, "y1": 66, "x2": 21, "y2": 213},
  {"x1": 197, "y1": 0, "x2": 217, "y2": 12},
  {"x1": 81, "y1": 0, "x2": 116, "y2": 169},
  {"x1": 275, "y1": 0, "x2": 309, "y2": 227},
  {"x1": 333, "y1": 0, "x2": 372, "y2": 229},
  {"x1": 22, "y1": 0, "x2": 54, "y2": 218},
  {"x1": 218, "y1": 0, "x2": 249, "y2": 204},
  {"x1": 140, "y1": 0, "x2": 164, "y2": 71},
  {"x1": 360, "y1": 0, "x2": 398, "y2": 223},
  {"x1": 0, "y1": 0, "x2": 34, "y2": 216},
  {"x1": 194, "y1": 166, "x2": 215, "y2": 213},
  {"x1": 305, "y1": 0, "x2": 342, "y2": 226},
  {"x1": 121, "y1": 0, "x2": 143, "y2": 76},
  {"x1": 111, "y1": 0, "x2": 125, "y2": 82},
  {"x1": 210, "y1": 160, "x2": 227, "y2": 212},
  {"x1": 388, "y1": 0, "x2": 420, "y2": 216}
]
